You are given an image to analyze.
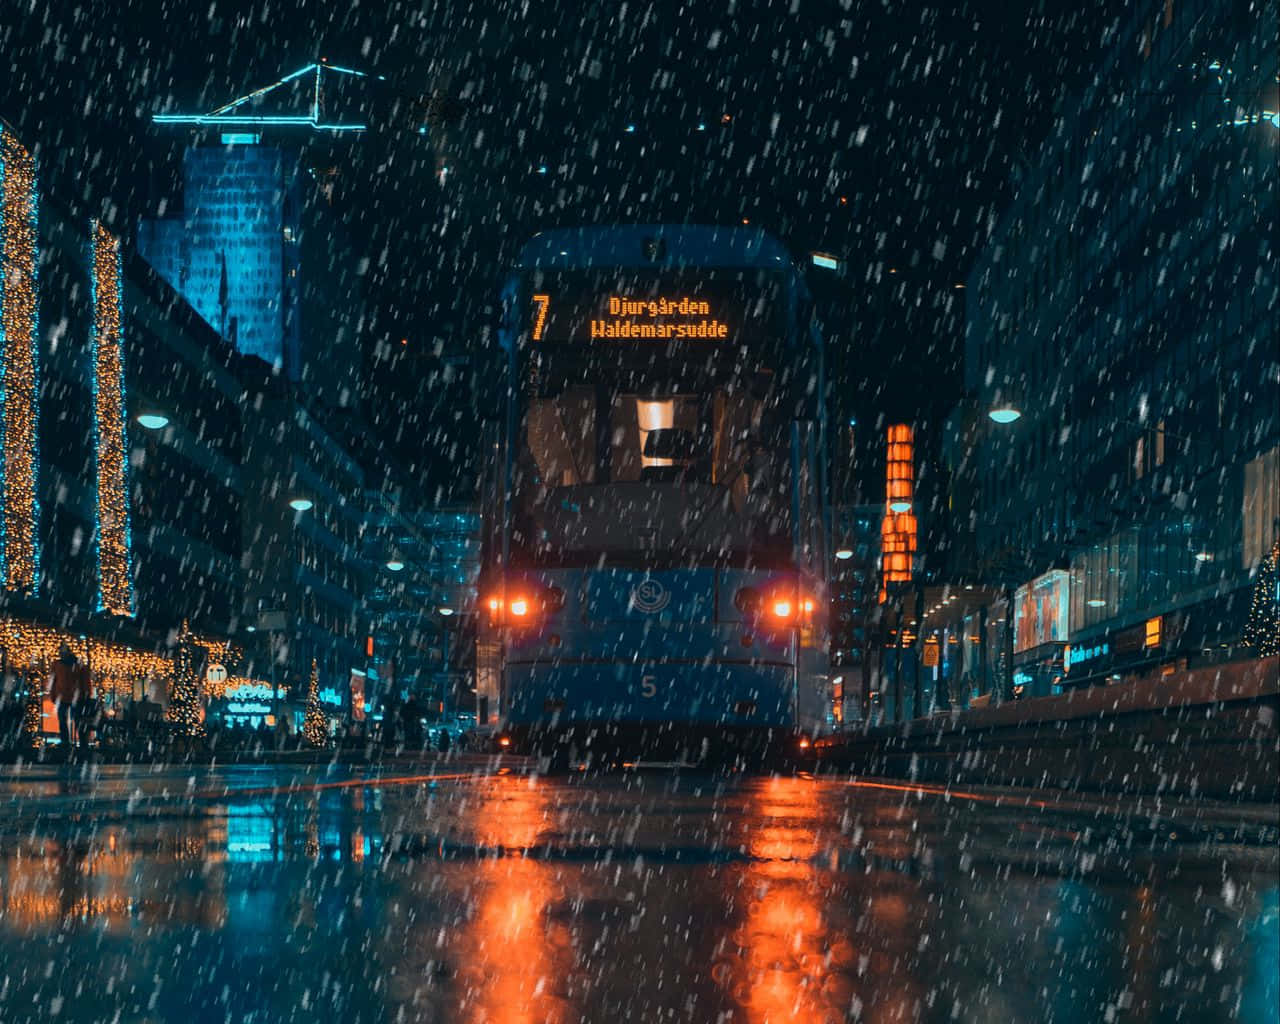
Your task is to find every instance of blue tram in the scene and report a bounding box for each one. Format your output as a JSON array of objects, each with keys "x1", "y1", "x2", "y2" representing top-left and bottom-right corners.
[{"x1": 478, "y1": 225, "x2": 833, "y2": 763}]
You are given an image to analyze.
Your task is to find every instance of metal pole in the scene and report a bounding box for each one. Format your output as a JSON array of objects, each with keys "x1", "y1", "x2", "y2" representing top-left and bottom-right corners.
[
  {"x1": 912, "y1": 583, "x2": 924, "y2": 719},
  {"x1": 978, "y1": 604, "x2": 989, "y2": 700},
  {"x1": 894, "y1": 596, "x2": 905, "y2": 724},
  {"x1": 1004, "y1": 585, "x2": 1016, "y2": 704},
  {"x1": 270, "y1": 630, "x2": 280, "y2": 746},
  {"x1": 441, "y1": 625, "x2": 450, "y2": 719}
]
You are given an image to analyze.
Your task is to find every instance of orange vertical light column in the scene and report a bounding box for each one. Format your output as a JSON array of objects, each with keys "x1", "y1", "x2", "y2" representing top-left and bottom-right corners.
[{"x1": 879, "y1": 425, "x2": 916, "y2": 600}]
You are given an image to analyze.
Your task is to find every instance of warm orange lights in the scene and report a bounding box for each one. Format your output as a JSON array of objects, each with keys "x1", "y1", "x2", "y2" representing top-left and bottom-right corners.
[
  {"x1": 531, "y1": 293, "x2": 550, "y2": 340},
  {"x1": 509, "y1": 597, "x2": 530, "y2": 617},
  {"x1": 91, "y1": 220, "x2": 133, "y2": 616},
  {"x1": 886, "y1": 423, "x2": 914, "y2": 511},
  {"x1": 881, "y1": 424, "x2": 917, "y2": 593},
  {"x1": 487, "y1": 596, "x2": 501, "y2": 613},
  {"x1": 1, "y1": 127, "x2": 40, "y2": 592},
  {"x1": 771, "y1": 599, "x2": 792, "y2": 619}
]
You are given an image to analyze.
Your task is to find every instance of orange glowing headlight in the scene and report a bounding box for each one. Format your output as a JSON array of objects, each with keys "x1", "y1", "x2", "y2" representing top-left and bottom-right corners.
[
  {"x1": 802, "y1": 598, "x2": 814, "y2": 614},
  {"x1": 771, "y1": 599, "x2": 793, "y2": 619},
  {"x1": 487, "y1": 596, "x2": 502, "y2": 613},
  {"x1": 498, "y1": 736, "x2": 511, "y2": 747},
  {"x1": 509, "y1": 597, "x2": 530, "y2": 617}
]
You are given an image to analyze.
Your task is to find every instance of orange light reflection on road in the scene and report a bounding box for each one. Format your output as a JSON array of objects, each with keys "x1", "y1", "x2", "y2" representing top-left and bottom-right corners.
[
  {"x1": 456, "y1": 776, "x2": 568, "y2": 1024},
  {"x1": 727, "y1": 776, "x2": 854, "y2": 1023}
]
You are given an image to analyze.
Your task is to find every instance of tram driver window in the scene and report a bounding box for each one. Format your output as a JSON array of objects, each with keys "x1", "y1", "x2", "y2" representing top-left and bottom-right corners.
[{"x1": 526, "y1": 388, "x2": 596, "y2": 485}]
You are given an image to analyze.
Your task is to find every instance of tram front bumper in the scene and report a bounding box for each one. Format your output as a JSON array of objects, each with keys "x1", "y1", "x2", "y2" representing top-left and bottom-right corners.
[{"x1": 503, "y1": 660, "x2": 796, "y2": 732}]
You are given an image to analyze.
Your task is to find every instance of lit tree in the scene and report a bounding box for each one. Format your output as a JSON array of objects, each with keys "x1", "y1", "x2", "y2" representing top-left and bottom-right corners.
[
  {"x1": 168, "y1": 620, "x2": 205, "y2": 738},
  {"x1": 303, "y1": 658, "x2": 327, "y2": 748},
  {"x1": 24, "y1": 666, "x2": 43, "y2": 746},
  {"x1": 1242, "y1": 539, "x2": 1279, "y2": 658}
]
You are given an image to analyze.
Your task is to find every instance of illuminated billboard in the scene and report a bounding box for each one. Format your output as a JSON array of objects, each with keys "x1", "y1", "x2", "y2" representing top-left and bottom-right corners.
[{"x1": 1014, "y1": 569, "x2": 1069, "y2": 653}]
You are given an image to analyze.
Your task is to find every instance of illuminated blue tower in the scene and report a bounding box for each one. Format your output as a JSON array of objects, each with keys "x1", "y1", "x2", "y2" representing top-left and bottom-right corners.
[
  {"x1": 142, "y1": 62, "x2": 372, "y2": 383},
  {"x1": 140, "y1": 145, "x2": 301, "y2": 374}
]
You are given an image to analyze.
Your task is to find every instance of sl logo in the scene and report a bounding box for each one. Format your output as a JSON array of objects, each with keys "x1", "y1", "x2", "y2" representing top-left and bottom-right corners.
[{"x1": 631, "y1": 578, "x2": 671, "y2": 614}]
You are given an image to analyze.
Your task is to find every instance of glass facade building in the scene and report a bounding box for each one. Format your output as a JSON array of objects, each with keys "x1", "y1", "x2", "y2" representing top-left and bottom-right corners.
[{"x1": 949, "y1": 0, "x2": 1278, "y2": 688}]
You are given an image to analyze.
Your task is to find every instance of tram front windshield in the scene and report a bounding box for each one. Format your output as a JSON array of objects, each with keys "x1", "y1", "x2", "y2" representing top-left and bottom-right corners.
[{"x1": 512, "y1": 346, "x2": 794, "y2": 567}]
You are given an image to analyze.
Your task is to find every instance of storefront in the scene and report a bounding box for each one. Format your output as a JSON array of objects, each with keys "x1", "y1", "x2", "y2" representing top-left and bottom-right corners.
[
  {"x1": 208, "y1": 681, "x2": 277, "y2": 730},
  {"x1": 1012, "y1": 571, "x2": 1069, "y2": 698}
]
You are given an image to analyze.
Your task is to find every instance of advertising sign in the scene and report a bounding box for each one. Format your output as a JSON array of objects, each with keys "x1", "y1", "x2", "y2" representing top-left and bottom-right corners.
[
  {"x1": 350, "y1": 671, "x2": 366, "y2": 722},
  {"x1": 1014, "y1": 570, "x2": 1070, "y2": 653}
]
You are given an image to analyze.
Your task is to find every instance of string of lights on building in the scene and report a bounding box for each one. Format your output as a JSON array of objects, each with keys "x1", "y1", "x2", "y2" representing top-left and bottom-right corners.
[
  {"x1": 90, "y1": 220, "x2": 134, "y2": 616},
  {"x1": 0, "y1": 125, "x2": 41, "y2": 592},
  {"x1": 0, "y1": 618, "x2": 171, "y2": 681}
]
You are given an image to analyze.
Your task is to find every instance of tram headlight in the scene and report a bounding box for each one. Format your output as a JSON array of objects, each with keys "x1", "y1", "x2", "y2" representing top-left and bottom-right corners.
[
  {"x1": 764, "y1": 591, "x2": 814, "y2": 624},
  {"x1": 487, "y1": 584, "x2": 563, "y2": 625}
]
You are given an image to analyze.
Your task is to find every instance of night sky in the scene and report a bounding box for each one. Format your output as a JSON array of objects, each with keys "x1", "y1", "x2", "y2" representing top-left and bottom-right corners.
[{"x1": 1, "y1": 0, "x2": 1115, "y2": 497}]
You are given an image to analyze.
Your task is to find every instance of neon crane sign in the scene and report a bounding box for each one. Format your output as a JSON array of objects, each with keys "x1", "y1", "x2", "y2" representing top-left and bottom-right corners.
[{"x1": 152, "y1": 62, "x2": 381, "y2": 133}]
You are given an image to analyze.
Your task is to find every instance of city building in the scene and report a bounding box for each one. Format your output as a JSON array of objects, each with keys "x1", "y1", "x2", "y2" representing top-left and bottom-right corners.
[
  {"x1": 830, "y1": 504, "x2": 881, "y2": 724},
  {"x1": 361, "y1": 492, "x2": 480, "y2": 717},
  {"x1": 237, "y1": 369, "x2": 369, "y2": 730},
  {"x1": 0, "y1": 118, "x2": 247, "y2": 739},
  {"x1": 138, "y1": 138, "x2": 362, "y2": 415},
  {"x1": 945, "y1": 0, "x2": 1278, "y2": 701}
]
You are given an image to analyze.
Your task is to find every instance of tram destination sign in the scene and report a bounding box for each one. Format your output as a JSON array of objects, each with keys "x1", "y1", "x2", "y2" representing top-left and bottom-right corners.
[{"x1": 525, "y1": 273, "x2": 779, "y2": 345}]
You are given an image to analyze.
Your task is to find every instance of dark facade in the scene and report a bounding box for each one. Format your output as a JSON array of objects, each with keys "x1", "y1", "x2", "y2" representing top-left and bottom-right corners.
[
  {"x1": 34, "y1": 196, "x2": 242, "y2": 644},
  {"x1": 139, "y1": 141, "x2": 362, "y2": 416},
  {"x1": 830, "y1": 504, "x2": 881, "y2": 723},
  {"x1": 237, "y1": 374, "x2": 368, "y2": 713},
  {"x1": 945, "y1": 0, "x2": 1278, "y2": 696}
]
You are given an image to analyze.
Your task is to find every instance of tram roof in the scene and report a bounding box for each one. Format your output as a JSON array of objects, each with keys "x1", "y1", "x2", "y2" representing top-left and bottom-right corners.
[{"x1": 515, "y1": 224, "x2": 795, "y2": 272}]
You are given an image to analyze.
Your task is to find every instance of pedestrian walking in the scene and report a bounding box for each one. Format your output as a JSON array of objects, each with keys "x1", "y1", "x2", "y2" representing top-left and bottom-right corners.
[{"x1": 49, "y1": 645, "x2": 90, "y2": 756}]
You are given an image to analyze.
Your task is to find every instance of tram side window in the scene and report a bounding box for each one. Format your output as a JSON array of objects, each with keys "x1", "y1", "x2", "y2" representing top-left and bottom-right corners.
[{"x1": 526, "y1": 388, "x2": 595, "y2": 485}]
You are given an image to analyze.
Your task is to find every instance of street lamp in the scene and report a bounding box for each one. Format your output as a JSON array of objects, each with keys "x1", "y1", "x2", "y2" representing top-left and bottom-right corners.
[
  {"x1": 135, "y1": 412, "x2": 170, "y2": 430},
  {"x1": 385, "y1": 558, "x2": 405, "y2": 572},
  {"x1": 438, "y1": 606, "x2": 454, "y2": 616},
  {"x1": 288, "y1": 497, "x2": 314, "y2": 512},
  {"x1": 987, "y1": 385, "x2": 1023, "y2": 424},
  {"x1": 834, "y1": 548, "x2": 854, "y2": 560}
]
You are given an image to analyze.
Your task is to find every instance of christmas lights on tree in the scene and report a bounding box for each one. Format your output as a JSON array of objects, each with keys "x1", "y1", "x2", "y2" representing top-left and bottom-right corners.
[
  {"x1": 303, "y1": 658, "x2": 327, "y2": 748},
  {"x1": 23, "y1": 667, "x2": 42, "y2": 745},
  {"x1": 1242, "y1": 538, "x2": 1279, "y2": 658},
  {"x1": 90, "y1": 220, "x2": 133, "y2": 616},
  {"x1": 168, "y1": 621, "x2": 205, "y2": 738},
  {"x1": 0, "y1": 124, "x2": 41, "y2": 593}
]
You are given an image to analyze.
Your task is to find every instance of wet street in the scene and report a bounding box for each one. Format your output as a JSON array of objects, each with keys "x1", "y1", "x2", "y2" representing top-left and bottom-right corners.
[{"x1": 0, "y1": 763, "x2": 1275, "y2": 1023}]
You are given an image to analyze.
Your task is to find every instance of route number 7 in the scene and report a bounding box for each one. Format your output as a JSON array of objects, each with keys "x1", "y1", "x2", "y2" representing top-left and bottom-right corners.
[{"x1": 531, "y1": 294, "x2": 550, "y2": 340}]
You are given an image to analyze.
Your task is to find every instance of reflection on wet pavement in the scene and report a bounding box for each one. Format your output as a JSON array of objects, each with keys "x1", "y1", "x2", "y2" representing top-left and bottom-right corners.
[{"x1": 0, "y1": 765, "x2": 1275, "y2": 1022}]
